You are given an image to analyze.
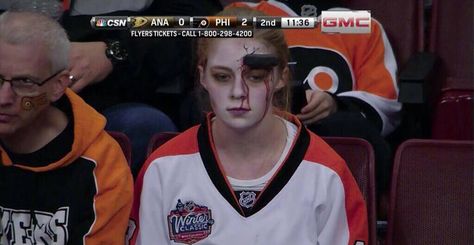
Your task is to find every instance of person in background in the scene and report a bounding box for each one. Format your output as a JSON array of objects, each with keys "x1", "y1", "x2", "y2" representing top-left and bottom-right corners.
[
  {"x1": 58, "y1": 0, "x2": 223, "y2": 176},
  {"x1": 63, "y1": 0, "x2": 180, "y2": 176},
  {"x1": 128, "y1": 7, "x2": 368, "y2": 245},
  {"x1": 0, "y1": 11, "x2": 133, "y2": 244},
  {"x1": 0, "y1": 0, "x2": 180, "y2": 176}
]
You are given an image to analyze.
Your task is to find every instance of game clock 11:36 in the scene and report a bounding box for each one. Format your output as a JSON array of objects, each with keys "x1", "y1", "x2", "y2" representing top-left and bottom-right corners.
[{"x1": 281, "y1": 17, "x2": 315, "y2": 28}]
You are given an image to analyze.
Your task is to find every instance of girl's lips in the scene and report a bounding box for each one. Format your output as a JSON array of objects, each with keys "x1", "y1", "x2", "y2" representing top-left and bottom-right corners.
[
  {"x1": 227, "y1": 108, "x2": 250, "y2": 116},
  {"x1": 227, "y1": 108, "x2": 250, "y2": 111}
]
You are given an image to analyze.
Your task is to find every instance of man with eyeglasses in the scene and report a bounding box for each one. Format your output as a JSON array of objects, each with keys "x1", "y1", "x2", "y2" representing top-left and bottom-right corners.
[{"x1": 0, "y1": 11, "x2": 133, "y2": 244}]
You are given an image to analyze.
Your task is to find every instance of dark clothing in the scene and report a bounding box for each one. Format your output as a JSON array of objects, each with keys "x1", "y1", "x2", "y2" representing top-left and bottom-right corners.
[
  {"x1": 308, "y1": 111, "x2": 393, "y2": 194},
  {"x1": 61, "y1": 1, "x2": 223, "y2": 114}
]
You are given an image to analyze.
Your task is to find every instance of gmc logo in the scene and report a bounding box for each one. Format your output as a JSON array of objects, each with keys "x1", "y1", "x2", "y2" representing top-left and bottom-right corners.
[{"x1": 321, "y1": 10, "x2": 371, "y2": 34}]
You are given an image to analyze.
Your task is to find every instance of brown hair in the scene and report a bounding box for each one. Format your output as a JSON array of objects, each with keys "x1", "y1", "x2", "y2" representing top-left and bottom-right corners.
[{"x1": 195, "y1": 6, "x2": 291, "y2": 112}]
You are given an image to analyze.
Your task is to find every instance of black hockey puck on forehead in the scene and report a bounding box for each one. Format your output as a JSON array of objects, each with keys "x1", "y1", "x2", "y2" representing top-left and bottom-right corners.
[{"x1": 243, "y1": 54, "x2": 279, "y2": 69}]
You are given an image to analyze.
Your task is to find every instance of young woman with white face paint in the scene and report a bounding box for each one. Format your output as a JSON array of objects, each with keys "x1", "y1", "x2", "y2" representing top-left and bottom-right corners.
[
  {"x1": 197, "y1": 37, "x2": 290, "y2": 180},
  {"x1": 130, "y1": 7, "x2": 368, "y2": 245}
]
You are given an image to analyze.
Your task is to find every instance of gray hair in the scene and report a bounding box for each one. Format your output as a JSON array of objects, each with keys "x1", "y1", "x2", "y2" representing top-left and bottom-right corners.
[{"x1": 0, "y1": 11, "x2": 70, "y2": 73}]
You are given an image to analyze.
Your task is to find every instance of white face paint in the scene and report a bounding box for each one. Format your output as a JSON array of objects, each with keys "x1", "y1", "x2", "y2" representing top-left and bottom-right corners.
[{"x1": 199, "y1": 38, "x2": 282, "y2": 130}]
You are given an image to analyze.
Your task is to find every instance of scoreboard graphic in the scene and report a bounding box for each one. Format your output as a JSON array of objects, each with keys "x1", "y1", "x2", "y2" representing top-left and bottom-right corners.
[
  {"x1": 90, "y1": 16, "x2": 318, "y2": 38},
  {"x1": 91, "y1": 12, "x2": 371, "y2": 37}
]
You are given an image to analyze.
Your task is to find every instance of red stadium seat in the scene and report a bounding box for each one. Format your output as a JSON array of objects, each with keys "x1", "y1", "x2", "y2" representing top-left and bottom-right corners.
[
  {"x1": 428, "y1": 0, "x2": 473, "y2": 139},
  {"x1": 322, "y1": 137, "x2": 377, "y2": 245},
  {"x1": 432, "y1": 86, "x2": 474, "y2": 140},
  {"x1": 108, "y1": 131, "x2": 132, "y2": 166},
  {"x1": 386, "y1": 139, "x2": 474, "y2": 245},
  {"x1": 146, "y1": 131, "x2": 179, "y2": 157},
  {"x1": 147, "y1": 133, "x2": 376, "y2": 244}
]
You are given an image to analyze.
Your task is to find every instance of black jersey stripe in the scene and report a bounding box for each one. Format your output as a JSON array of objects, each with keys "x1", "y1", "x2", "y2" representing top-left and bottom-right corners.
[
  {"x1": 198, "y1": 123, "x2": 243, "y2": 215},
  {"x1": 198, "y1": 115, "x2": 310, "y2": 217},
  {"x1": 251, "y1": 124, "x2": 310, "y2": 214}
]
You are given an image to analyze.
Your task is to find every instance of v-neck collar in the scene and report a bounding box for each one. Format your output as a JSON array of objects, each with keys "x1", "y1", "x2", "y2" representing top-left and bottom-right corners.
[{"x1": 197, "y1": 113, "x2": 310, "y2": 217}]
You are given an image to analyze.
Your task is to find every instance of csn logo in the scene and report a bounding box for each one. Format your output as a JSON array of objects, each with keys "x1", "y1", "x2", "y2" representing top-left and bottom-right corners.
[
  {"x1": 321, "y1": 10, "x2": 371, "y2": 34},
  {"x1": 91, "y1": 16, "x2": 129, "y2": 29}
]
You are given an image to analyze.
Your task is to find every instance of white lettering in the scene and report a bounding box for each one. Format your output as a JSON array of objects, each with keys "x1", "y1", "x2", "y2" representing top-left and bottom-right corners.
[
  {"x1": 151, "y1": 18, "x2": 170, "y2": 27},
  {"x1": 0, "y1": 206, "x2": 69, "y2": 245},
  {"x1": 321, "y1": 10, "x2": 371, "y2": 34}
]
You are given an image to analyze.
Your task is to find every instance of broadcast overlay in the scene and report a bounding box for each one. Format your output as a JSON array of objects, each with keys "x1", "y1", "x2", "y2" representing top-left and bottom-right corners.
[{"x1": 91, "y1": 11, "x2": 371, "y2": 38}]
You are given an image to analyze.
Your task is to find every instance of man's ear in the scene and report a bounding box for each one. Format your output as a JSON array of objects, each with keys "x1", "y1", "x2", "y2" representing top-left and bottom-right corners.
[
  {"x1": 50, "y1": 71, "x2": 69, "y2": 102},
  {"x1": 198, "y1": 65, "x2": 208, "y2": 90},
  {"x1": 275, "y1": 66, "x2": 290, "y2": 90}
]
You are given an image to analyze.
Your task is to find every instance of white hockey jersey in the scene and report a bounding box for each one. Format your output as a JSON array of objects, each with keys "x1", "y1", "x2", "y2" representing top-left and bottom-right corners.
[{"x1": 128, "y1": 114, "x2": 368, "y2": 245}]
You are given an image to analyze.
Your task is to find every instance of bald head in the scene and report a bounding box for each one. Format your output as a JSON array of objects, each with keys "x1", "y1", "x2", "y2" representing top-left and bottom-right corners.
[{"x1": 0, "y1": 11, "x2": 70, "y2": 73}]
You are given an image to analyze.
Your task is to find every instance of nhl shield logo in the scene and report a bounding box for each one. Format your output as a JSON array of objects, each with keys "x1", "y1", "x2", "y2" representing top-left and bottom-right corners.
[
  {"x1": 168, "y1": 199, "x2": 215, "y2": 244},
  {"x1": 239, "y1": 191, "x2": 257, "y2": 208}
]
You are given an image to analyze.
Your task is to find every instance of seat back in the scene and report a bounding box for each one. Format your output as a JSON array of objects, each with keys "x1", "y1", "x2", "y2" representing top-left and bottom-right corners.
[
  {"x1": 146, "y1": 132, "x2": 179, "y2": 157},
  {"x1": 428, "y1": 0, "x2": 473, "y2": 139},
  {"x1": 323, "y1": 136, "x2": 376, "y2": 245},
  {"x1": 432, "y1": 86, "x2": 474, "y2": 140},
  {"x1": 386, "y1": 139, "x2": 474, "y2": 245},
  {"x1": 429, "y1": 0, "x2": 473, "y2": 88},
  {"x1": 147, "y1": 133, "x2": 376, "y2": 244},
  {"x1": 108, "y1": 131, "x2": 132, "y2": 166}
]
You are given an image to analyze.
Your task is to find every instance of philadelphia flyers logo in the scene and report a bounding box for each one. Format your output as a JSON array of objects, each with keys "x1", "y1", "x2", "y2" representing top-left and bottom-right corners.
[{"x1": 289, "y1": 46, "x2": 354, "y2": 94}]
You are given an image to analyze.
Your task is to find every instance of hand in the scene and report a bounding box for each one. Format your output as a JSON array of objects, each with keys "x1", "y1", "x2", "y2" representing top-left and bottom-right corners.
[
  {"x1": 68, "y1": 42, "x2": 113, "y2": 92},
  {"x1": 296, "y1": 90, "x2": 337, "y2": 125}
]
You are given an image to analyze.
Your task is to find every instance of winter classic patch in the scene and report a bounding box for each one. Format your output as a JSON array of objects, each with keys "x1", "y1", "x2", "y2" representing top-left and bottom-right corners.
[{"x1": 168, "y1": 199, "x2": 215, "y2": 244}]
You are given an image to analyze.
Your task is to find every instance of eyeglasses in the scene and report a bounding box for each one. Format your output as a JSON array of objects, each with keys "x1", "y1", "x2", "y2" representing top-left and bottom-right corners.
[{"x1": 0, "y1": 70, "x2": 62, "y2": 96}]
